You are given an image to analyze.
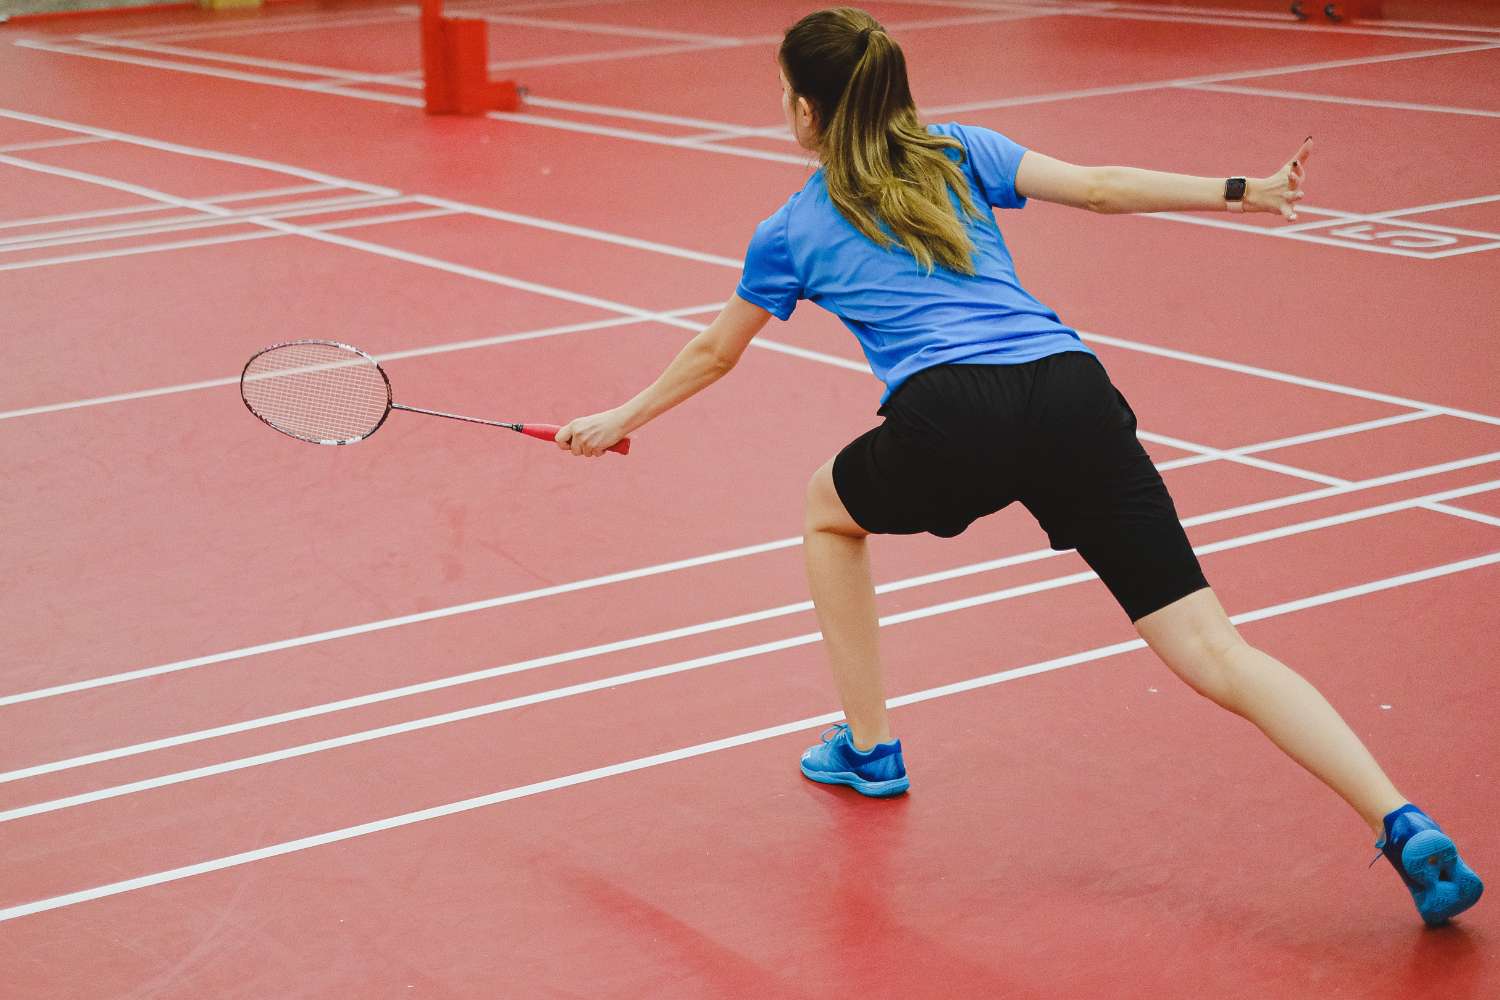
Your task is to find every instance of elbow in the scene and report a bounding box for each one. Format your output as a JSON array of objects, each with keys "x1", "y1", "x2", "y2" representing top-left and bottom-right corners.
[
  {"x1": 1085, "y1": 167, "x2": 1118, "y2": 214},
  {"x1": 698, "y1": 339, "x2": 739, "y2": 378}
]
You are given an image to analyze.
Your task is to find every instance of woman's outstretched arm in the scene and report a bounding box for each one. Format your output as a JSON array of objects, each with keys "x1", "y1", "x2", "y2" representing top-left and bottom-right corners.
[
  {"x1": 1015, "y1": 137, "x2": 1312, "y2": 219},
  {"x1": 555, "y1": 294, "x2": 773, "y2": 457}
]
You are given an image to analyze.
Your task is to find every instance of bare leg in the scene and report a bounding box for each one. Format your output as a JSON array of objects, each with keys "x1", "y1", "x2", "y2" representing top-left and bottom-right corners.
[
  {"x1": 1136, "y1": 588, "x2": 1407, "y2": 834},
  {"x1": 803, "y1": 459, "x2": 892, "y2": 750}
]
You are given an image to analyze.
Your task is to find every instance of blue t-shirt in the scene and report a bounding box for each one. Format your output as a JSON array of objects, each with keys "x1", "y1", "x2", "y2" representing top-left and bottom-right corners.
[{"x1": 736, "y1": 122, "x2": 1091, "y2": 402}]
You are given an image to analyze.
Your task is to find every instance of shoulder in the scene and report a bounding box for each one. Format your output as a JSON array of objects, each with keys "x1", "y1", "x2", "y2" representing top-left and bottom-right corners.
[
  {"x1": 749, "y1": 173, "x2": 823, "y2": 247},
  {"x1": 928, "y1": 121, "x2": 1026, "y2": 155}
]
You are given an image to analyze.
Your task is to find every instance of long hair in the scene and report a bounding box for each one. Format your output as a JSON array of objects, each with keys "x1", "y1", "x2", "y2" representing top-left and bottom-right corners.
[{"x1": 780, "y1": 7, "x2": 981, "y2": 275}]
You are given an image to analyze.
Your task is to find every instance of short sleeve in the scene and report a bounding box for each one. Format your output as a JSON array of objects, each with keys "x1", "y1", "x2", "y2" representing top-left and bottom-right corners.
[
  {"x1": 736, "y1": 203, "x2": 801, "y2": 321},
  {"x1": 945, "y1": 123, "x2": 1029, "y2": 210}
]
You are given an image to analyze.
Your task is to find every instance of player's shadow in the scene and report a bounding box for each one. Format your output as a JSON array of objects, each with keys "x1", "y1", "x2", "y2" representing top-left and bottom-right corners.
[{"x1": 1394, "y1": 919, "x2": 1484, "y2": 994}]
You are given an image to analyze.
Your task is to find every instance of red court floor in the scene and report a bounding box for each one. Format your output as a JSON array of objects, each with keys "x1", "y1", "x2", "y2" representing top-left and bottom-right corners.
[{"x1": 1, "y1": 1, "x2": 1497, "y2": 997}]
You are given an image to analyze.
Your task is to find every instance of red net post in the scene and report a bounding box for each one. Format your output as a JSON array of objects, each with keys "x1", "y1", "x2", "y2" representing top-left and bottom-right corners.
[{"x1": 421, "y1": 0, "x2": 524, "y2": 116}]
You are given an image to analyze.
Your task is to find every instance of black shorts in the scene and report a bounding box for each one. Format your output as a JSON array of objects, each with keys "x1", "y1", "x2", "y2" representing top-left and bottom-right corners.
[{"x1": 832, "y1": 351, "x2": 1208, "y2": 622}]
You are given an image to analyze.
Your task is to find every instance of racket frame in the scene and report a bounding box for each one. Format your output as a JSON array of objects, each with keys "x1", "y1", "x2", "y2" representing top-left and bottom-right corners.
[
  {"x1": 240, "y1": 339, "x2": 395, "y2": 446},
  {"x1": 240, "y1": 339, "x2": 627, "y2": 454}
]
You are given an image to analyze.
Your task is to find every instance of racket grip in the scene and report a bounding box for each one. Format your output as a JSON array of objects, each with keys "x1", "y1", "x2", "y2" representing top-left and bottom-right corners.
[{"x1": 522, "y1": 423, "x2": 631, "y2": 455}]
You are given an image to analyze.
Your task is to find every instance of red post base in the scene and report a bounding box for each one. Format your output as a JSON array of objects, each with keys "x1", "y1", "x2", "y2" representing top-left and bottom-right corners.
[{"x1": 421, "y1": 0, "x2": 524, "y2": 116}]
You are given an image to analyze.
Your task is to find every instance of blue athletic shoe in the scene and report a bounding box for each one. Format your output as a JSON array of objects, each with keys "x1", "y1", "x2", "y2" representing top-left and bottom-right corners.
[
  {"x1": 799, "y1": 724, "x2": 909, "y2": 797},
  {"x1": 1376, "y1": 804, "x2": 1484, "y2": 925}
]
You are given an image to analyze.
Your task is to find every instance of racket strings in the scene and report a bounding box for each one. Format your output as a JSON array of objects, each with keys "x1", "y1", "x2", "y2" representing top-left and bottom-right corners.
[{"x1": 242, "y1": 342, "x2": 390, "y2": 443}]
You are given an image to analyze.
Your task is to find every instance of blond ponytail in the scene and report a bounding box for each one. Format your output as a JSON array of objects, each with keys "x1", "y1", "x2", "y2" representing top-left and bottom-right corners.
[{"x1": 782, "y1": 8, "x2": 981, "y2": 275}]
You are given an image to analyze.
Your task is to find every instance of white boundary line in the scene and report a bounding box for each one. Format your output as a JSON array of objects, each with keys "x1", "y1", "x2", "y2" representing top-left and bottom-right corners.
[
  {"x1": 0, "y1": 201, "x2": 178, "y2": 234},
  {"x1": 1077, "y1": 330, "x2": 1500, "y2": 427},
  {"x1": 0, "y1": 135, "x2": 112, "y2": 154},
  {"x1": 5, "y1": 439, "x2": 1493, "y2": 770},
  {"x1": 0, "y1": 192, "x2": 411, "y2": 254},
  {"x1": 1141, "y1": 211, "x2": 1500, "y2": 258},
  {"x1": 719, "y1": 41, "x2": 1500, "y2": 136},
  {"x1": 1137, "y1": 427, "x2": 1500, "y2": 536},
  {"x1": 0, "y1": 226, "x2": 281, "y2": 273},
  {"x1": 5, "y1": 478, "x2": 1496, "y2": 810},
  {"x1": 93, "y1": 9, "x2": 420, "y2": 44},
  {"x1": 3, "y1": 548, "x2": 1495, "y2": 923},
  {"x1": 0, "y1": 408, "x2": 1448, "y2": 706},
  {"x1": 25, "y1": 29, "x2": 1498, "y2": 165},
  {"x1": 0, "y1": 108, "x2": 395, "y2": 197},
  {"x1": 0, "y1": 304, "x2": 721, "y2": 423},
  {"x1": 1181, "y1": 81, "x2": 1500, "y2": 120},
  {"x1": 5, "y1": 476, "x2": 1494, "y2": 821},
  {"x1": 2, "y1": 108, "x2": 1495, "y2": 430}
]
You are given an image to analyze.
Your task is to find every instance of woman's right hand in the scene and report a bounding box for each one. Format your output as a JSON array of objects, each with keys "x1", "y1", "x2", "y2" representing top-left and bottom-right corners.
[{"x1": 1252, "y1": 137, "x2": 1313, "y2": 220}]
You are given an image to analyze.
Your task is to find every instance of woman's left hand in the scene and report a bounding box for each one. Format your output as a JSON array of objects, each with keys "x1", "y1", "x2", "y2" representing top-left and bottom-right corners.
[
  {"x1": 1251, "y1": 137, "x2": 1313, "y2": 220},
  {"x1": 555, "y1": 408, "x2": 630, "y2": 458}
]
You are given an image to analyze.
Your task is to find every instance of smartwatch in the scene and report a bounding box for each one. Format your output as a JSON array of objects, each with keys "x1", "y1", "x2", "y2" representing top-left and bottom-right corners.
[{"x1": 1225, "y1": 176, "x2": 1248, "y2": 212}]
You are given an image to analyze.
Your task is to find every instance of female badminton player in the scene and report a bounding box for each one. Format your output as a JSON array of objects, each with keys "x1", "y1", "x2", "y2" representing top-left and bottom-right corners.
[{"x1": 555, "y1": 7, "x2": 1482, "y2": 924}]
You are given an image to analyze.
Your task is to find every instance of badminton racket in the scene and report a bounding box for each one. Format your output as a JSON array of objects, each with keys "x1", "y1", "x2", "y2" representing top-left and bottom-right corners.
[{"x1": 240, "y1": 339, "x2": 630, "y2": 454}]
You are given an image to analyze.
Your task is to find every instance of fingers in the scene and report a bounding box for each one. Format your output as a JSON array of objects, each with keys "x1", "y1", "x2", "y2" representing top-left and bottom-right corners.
[
  {"x1": 1296, "y1": 135, "x2": 1314, "y2": 165},
  {"x1": 557, "y1": 421, "x2": 597, "y2": 457}
]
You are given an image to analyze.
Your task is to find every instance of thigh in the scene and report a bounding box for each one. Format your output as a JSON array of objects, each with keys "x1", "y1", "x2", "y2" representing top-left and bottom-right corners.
[
  {"x1": 1019, "y1": 356, "x2": 1209, "y2": 621},
  {"x1": 832, "y1": 368, "x2": 1023, "y2": 539}
]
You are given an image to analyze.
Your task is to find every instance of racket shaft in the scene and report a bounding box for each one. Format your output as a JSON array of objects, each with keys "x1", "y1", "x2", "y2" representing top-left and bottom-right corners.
[{"x1": 392, "y1": 405, "x2": 630, "y2": 455}]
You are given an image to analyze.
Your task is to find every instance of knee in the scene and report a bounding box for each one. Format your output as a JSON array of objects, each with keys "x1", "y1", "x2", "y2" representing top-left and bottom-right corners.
[
  {"x1": 1139, "y1": 599, "x2": 1251, "y2": 708},
  {"x1": 1176, "y1": 631, "x2": 1253, "y2": 709}
]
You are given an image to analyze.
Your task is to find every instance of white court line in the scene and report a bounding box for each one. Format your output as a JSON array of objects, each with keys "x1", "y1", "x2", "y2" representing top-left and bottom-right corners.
[
  {"x1": 1078, "y1": 331, "x2": 1500, "y2": 428},
  {"x1": 5, "y1": 478, "x2": 1496, "y2": 812},
  {"x1": 521, "y1": 96, "x2": 770, "y2": 137},
  {"x1": 3, "y1": 106, "x2": 1494, "y2": 432},
  {"x1": 0, "y1": 526, "x2": 801, "y2": 710},
  {"x1": 0, "y1": 192, "x2": 410, "y2": 254},
  {"x1": 0, "y1": 108, "x2": 395, "y2": 198},
  {"x1": 878, "y1": 0, "x2": 1495, "y2": 42},
  {"x1": 1055, "y1": 5, "x2": 1500, "y2": 44},
  {"x1": 1181, "y1": 81, "x2": 1500, "y2": 120},
  {"x1": 0, "y1": 149, "x2": 729, "y2": 329},
  {"x1": 1140, "y1": 212, "x2": 1436, "y2": 259},
  {"x1": 0, "y1": 304, "x2": 720, "y2": 423},
  {"x1": 4, "y1": 106, "x2": 1495, "y2": 435},
  {"x1": 7, "y1": 446, "x2": 1493, "y2": 781},
  {"x1": 72, "y1": 35, "x2": 428, "y2": 87},
  {"x1": 1271, "y1": 207, "x2": 1500, "y2": 245},
  {"x1": 0, "y1": 126, "x2": 828, "y2": 384},
  {"x1": 0, "y1": 184, "x2": 335, "y2": 236},
  {"x1": 1044, "y1": 0, "x2": 1500, "y2": 36},
  {"x1": 3, "y1": 549, "x2": 1495, "y2": 923},
  {"x1": 0, "y1": 226, "x2": 287, "y2": 274},
  {"x1": 24, "y1": 33, "x2": 1496, "y2": 179},
  {"x1": 469, "y1": 12, "x2": 734, "y2": 44},
  {"x1": 0, "y1": 201, "x2": 177, "y2": 234},
  {"x1": 722, "y1": 40, "x2": 1500, "y2": 137},
  {"x1": 408, "y1": 195, "x2": 745, "y2": 268},
  {"x1": 368, "y1": 8, "x2": 1049, "y2": 82},
  {"x1": 1139, "y1": 428, "x2": 1500, "y2": 538},
  {"x1": 0, "y1": 136, "x2": 111, "y2": 154},
  {"x1": 0, "y1": 408, "x2": 1439, "y2": 707},
  {"x1": 1429, "y1": 240, "x2": 1500, "y2": 259},
  {"x1": 1426, "y1": 502, "x2": 1500, "y2": 529},
  {"x1": 89, "y1": 9, "x2": 419, "y2": 44},
  {"x1": 14, "y1": 39, "x2": 434, "y2": 107}
]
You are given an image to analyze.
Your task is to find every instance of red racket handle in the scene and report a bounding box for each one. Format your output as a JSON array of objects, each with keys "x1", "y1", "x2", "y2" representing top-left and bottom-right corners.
[{"x1": 521, "y1": 423, "x2": 631, "y2": 455}]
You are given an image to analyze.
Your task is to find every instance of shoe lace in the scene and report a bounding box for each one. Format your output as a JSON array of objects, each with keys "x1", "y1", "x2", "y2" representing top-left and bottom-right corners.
[{"x1": 819, "y1": 723, "x2": 849, "y2": 745}]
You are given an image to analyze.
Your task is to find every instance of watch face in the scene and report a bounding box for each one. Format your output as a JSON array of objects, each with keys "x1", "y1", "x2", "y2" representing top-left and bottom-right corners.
[{"x1": 1225, "y1": 177, "x2": 1247, "y2": 200}]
